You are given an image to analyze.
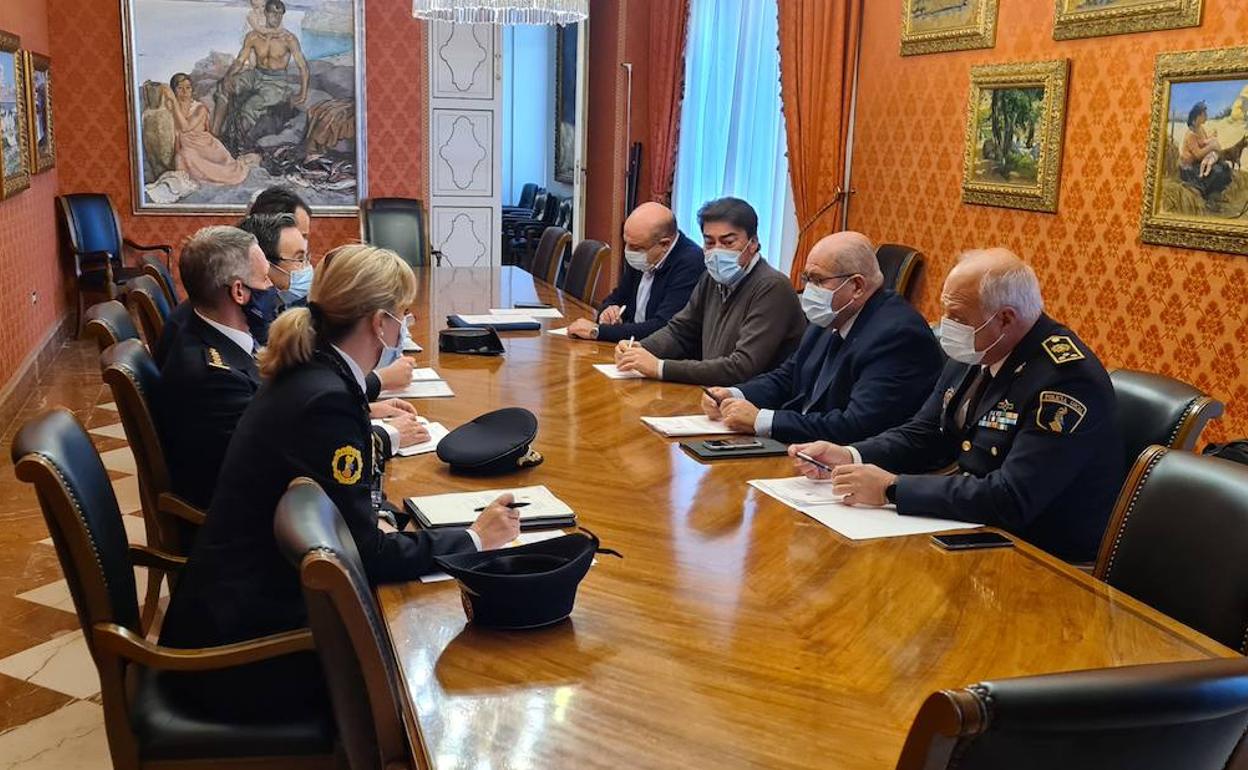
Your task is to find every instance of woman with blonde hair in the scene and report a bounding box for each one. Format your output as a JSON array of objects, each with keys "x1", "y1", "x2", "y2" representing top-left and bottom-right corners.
[{"x1": 159, "y1": 244, "x2": 519, "y2": 719}]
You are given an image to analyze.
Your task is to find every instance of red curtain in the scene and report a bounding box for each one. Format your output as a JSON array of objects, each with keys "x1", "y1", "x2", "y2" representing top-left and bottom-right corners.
[
  {"x1": 647, "y1": 0, "x2": 691, "y2": 206},
  {"x1": 779, "y1": 0, "x2": 864, "y2": 284}
]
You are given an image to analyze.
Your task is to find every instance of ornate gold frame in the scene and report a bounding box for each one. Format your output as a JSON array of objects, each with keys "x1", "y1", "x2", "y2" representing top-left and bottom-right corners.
[
  {"x1": 901, "y1": 0, "x2": 999, "y2": 57},
  {"x1": 23, "y1": 51, "x2": 54, "y2": 174},
  {"x1": 961, "y1": 60, "x2": 1070, "y2": 214},
  {"x1": 0, "y1": 30, "x2": 30, "y2": 199},
  {"x1": 1053, "y1": 0, "x2": 1202, "y2": 42},
  {"x1": 1140, "y1": 46, "x2": 1248, "y2": 255}
]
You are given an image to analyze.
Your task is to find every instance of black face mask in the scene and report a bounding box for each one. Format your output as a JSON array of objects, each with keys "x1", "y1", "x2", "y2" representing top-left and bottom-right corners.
[{"x1": 242, "y1": 284, "x2": 281, "y2": 345}]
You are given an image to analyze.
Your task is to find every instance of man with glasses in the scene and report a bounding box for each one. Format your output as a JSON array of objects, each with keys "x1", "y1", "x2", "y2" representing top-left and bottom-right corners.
[{"x1": 702, "y1": 231, "x2": 941, "y2": 443}]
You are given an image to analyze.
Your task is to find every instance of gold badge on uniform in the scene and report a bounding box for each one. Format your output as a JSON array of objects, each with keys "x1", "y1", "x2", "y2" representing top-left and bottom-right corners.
[
  {"x1": 204, "y1": 347, "x2": 230, "y2": 370},
  {"x1": 332, "y1": 445, "x2": 364, "y2": 485},
  {"x1": 1036, "y1": 391, "x2": 1087, "y2": 434},
  {"x1": 1042, "y1": 335, "x2": 1085, "y2": 365}
]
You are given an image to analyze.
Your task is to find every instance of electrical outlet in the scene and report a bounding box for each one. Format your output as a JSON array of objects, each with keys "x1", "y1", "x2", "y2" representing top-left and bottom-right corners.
[{"x1": 30, "y1": 291, "x2": 37, "y2": 305}]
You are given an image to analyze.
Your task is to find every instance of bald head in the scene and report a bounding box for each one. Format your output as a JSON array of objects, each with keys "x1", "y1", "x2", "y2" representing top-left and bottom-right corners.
[
  {"x1": 799, "y1": 231, "x2": 883, "y2": 330},
  {"x1": 940, "y1": 247, "x2": 1044, "y2": 365},
  {"x1": 807, "y1": 231, "x2": 884, "y2": 289},
  {"x1": 622, "y1": 202, "x2": 679, "y2": 268}
]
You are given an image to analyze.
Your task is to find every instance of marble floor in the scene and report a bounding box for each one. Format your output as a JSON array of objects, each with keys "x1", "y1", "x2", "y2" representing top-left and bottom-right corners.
[{"x1": 0, "y1": 339, "x2": 152, "y2": 769}]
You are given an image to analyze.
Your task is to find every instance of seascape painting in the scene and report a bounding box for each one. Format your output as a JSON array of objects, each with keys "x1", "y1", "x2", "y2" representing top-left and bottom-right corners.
[
  {"x1": 901, "y1": 0, "x2": 998, "y2": 56},
  {"x1": 123, "y1": 0, "x2": 364, "y2": 213}
]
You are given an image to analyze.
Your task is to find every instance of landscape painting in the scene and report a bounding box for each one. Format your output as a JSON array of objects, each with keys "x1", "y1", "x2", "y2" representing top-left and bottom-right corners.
[
  {"x1": 122, "y1": 0, "x2": 365, "y2": 214},
  {"x1": 1141, "y1": 47, "x2": 1248, "y2": 255},
  {"x1": 962, "y1": 60, "x2": 1069, "y2": 213},
  {"x1": 901, "y1": 0, "x2": 998, "y2": 56},
  {"x1": 1053, "y1": 0, "x2": 1203, "y2": 41},
  {"x1": 25, "y1": 52, "x2": 54, "y2": 174},
  {"x1": 0, "y1": 31, "x2": 30, "y2": 200}
]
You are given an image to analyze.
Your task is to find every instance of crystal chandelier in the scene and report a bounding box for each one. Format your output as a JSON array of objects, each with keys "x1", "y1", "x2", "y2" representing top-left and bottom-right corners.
[{"x1": 412, "y1": 0, "x2": 588, "y2": 25}]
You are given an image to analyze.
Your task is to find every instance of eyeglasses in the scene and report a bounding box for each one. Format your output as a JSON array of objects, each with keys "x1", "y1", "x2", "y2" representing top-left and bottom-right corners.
[
  {"x1": 278, "y1": 255, "x2": 310, "y2": 267},
  {"x1": 799, "y1": 271, "x2": 856, "y2": 289}
]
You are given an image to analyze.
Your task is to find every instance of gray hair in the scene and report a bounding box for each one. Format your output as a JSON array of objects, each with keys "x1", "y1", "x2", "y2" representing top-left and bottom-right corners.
[
  {"x1": 180, "y1": 226, "x2": 258, "y2": 306},
  {"x1": 828, "y1": 232, "x2": 884, "y2": 289},
  {"x1": 962, "y1": 249, "x2": 1044, "y2": 323}
]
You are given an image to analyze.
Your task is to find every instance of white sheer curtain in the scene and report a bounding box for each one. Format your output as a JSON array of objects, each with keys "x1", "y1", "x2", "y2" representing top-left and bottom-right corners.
[{"x1": 672, "y1": 0, "x2": 797, "y2": 271}]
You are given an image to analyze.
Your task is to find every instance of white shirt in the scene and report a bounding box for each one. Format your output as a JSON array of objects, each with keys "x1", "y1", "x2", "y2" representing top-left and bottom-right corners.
[
  {"x1": 634, "y1": 238, "x2": 678, "y2": 324},
  {"x1": 195, "y1": 310, "x2": 254, "y2": 356}
]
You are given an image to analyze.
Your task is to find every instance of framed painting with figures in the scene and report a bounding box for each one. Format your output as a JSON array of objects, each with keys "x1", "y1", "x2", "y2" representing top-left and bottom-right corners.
[
  {"x1": 121, "y1": 0, "x2": 366, "y2": 214},
  {"x1": 24, "y1": 51, "x2": 54, "y2": 174},
  {"x1": 1141, "y1": 47, "x2": 1248, "y2": 255},
  {"x1": 1053, "y1": 0, "x2": 1203, "y2": 41},
  {"x1": 901, "y1": 0, "x2": 998, "y2": 57},
  {"x1": 0, "y1": 30, "x2": 30, "y2": 199},
  {"x1": 554, "y1": 23, "x2": 577, "y2": 185}
]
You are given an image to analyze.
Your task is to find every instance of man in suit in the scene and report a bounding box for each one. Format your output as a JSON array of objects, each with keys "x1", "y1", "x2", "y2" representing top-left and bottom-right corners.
[
  {"x1": 791, "y1": 248, "x2": 1123, "y2": 562},
  {"x1": 237, "y1": 211, "x2": 311, "y2": 310},
  {"x1": 702, "y1": 231, "x2": 942, "y2": 444},
  {"x1": 567, "y1": 202, "x2": 704, "y2": 343}
]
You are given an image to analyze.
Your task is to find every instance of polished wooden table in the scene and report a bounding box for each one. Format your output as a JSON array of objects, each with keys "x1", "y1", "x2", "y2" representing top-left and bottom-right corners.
[{"x1": 380, "y1": 266, "x2": 1232, "y2": 770}]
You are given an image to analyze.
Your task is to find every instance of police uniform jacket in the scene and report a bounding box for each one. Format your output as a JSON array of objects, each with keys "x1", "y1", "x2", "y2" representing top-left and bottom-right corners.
[
  {"x1": 851, "y1": 315, "x2": 1123, "y2": 562},
  {"x1": 160, "y1": 343, "x2": 474, "y2": 650}
]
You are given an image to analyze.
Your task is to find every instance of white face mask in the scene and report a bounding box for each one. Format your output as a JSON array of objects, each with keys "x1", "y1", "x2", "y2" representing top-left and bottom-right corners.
[
  {"x1": 940, "y1": 312, "x2": 1003, "y2": 365},
  {"x1": 800, "y1": 277, "x2": 854, "y2": 328},
  {"x1": 624, "y1": 249, "x2": 650, "y2": 273}
]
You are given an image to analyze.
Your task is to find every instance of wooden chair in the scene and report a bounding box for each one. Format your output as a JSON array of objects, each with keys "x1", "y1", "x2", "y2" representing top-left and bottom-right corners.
[
  {"x1": 529, "y1": 226, "x2": 571, "y2": 285},
  {"x1": 84, "y1": 300, "x2": 140, "y2": 354},
  {"x1": 100, "y1": 339, "x2": 206, "y2": 633},
  {"x1": 126, "y1": 275, "x2": 171, "y2": 349},
  {"x1": 141, "y1": 255, "x2": 178, "y2": 306},
  {"x1": 275, "y1": 478, "x2": 428, "y2": 770},
  {"x1": 875, "y1": 243, "x2": 923, "y2": 301},
  {"x1": 895, "y1": 657, "x2": 1248, "y2": 769},
  {"x1": 1109, "y1": 368, "x2": 1224, "y2": 470},
  {"x1": 1094, "y1": 445, "x2": 1248, "y2": 653},
  {"x1": 360, "y1": 197, "x2": 441, "y2": 267},
  {"x1": 11, "y1": 409, "x2": 338, "y2": 770},
  {"x1": 561, "y1": 239, "x2": 611, "y2": 303}
]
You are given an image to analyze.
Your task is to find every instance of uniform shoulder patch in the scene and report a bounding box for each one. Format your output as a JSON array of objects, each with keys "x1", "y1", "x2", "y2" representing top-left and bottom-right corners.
[
  {"x1": 1042, "y1": 335, "x2": 1085, "y2": 365},
  {"x1": 332, "y1": 445, "x2": 364, "y2": 485},
  {"x1": 1036, "y1": 390, "x2": 1087, "y2": 434},
  {"x1": 204, "y1": 347, "x2": 231, "y2": 371}
]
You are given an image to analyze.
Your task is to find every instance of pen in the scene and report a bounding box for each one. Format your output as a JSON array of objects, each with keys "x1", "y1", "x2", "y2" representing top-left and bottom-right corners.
[
  {"x1": 701, "y1": 386, "x2": 723, "y2": 405},
  {"x1": 627, "y1": 335, "x2": 636, "y2": 349},
  {"x1": 795, "y1": 451, "x2": 835, "y2": 473},
  {"x1": 473, "y1": 501, "x2": 532, "y2": 512}
]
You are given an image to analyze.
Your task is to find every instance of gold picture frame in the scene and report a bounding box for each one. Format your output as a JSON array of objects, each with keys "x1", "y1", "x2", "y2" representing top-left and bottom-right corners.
[
  {"x1": 1053, "y1": 0, "x2": 1203, "y2": 42},
  {"x1": 1140, "y1": 46, "x2": 1248, "y2": 255},
  {"x1": 962, "y1": 60, "x2": 1070, "y2": 213},
  {"x1": 23, "y1": 51, "x2": 53, "y2": 174},
  {"x1": 0, "y1": 30, "x2": 31, "y2": 199},
  {"x1": 901, "y1": 0, "x2": 999, "y2": 57}
]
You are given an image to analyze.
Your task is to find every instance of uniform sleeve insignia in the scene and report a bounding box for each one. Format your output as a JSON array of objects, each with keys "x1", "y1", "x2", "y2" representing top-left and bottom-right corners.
[
  {"x1": 1042, "y1": 335, "x2": 1085, "y2": 365},
  {"x1": 1036, "y1": 391, "x2": 1087, "y2": 434},
  {"x1": 332, "y1": 445, "x2": 364, "y2": 485},
  {"x1": 942, "y1": 387, "x2": 955, "y2": 410},
  {"x1": 204, "y1": 347, "x2": 231, "y2": 370}
]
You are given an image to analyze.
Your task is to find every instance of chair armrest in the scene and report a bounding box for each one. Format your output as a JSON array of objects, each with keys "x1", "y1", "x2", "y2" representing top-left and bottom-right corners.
[
  {"x1": 158, "y1": 493, "x2": 206, "y2": 526},
  {"x1": 93, "y1": 623, "x2": 314, "y2": 671},
  {"x1": 123, "y1": 239, "x2": 172, "y2": 255},
  {"x1": 128, "y1": 544, "x2": 187, "y2": 573}
]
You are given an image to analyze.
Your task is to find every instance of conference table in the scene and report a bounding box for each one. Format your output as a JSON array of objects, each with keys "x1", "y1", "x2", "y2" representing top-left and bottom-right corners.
[{"x1": 380, "y1": 266, "x2": 1232, "y2": 769}]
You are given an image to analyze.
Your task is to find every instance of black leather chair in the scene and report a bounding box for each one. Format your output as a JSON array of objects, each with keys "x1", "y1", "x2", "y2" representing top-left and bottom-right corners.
[
  {"x1": 1110, "y1": 368, "x2": 1224, "y2": 470},
  {"x1": 529, "y1": 226, "x2": 571, "y2": 286},
  {"x1": 512, "y1": 198, "x2": 572, "y2": 270},
  {"x1": 895, "y1": 657, "x2": 1248, "y2": 769},
  {"x1": 560, "y1": 239, "x2": 611, "y2": 303},
  {"x1": 276, "y1": 479, "x2": 427, "y2": 770},
  {"x1": 502, "y1": 182, "x2": 540, "y2": 216},
  {"x1": 876, "y1": 243, "x2": 923, "y2": 301},
  {"x1": 142, "y1": 255, "x2": 179, "y2": 306},
  {"x1": 502, "y1": 192, "x2": 558, "y2": 263},
  {"x1": 58, "y1": 193, "x2": 171, "y2": 334},
  {"x1": 11, "y1": 409, "x2": 337, "y2": 770},
  {"x1": 84, "y1": 300, "x2": 141, "y2": 354},
  {"x1": 126, "y1": 275, "x2": 172, "y2": 348},
  {"x1": 360, "y1": 197, "x2": 440, "y2": 267},
  {"x1": 1094, "y1": 445, "x2": 1248, "y2": 653}
]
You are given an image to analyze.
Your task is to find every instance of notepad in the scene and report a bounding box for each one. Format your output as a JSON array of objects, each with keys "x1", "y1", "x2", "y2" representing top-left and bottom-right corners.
[
  {"x1": 546, "y1": 326, "x2": 570, "y2": 336},
  {"x1": 594, "y1": 364, "x2": 645, "y2": 379},
  {"x1": 491, "y1": 307, "x2": 564, "y2": 319},
  {"x1": 405, "y1": 485, "x2": 576, "y2": 530},
  {"x1": 409, "y1": 368, "x2": 441, "y2": 382},
  {"x1": 748, "y1": 477, "x2": 844, "y2": 507},
  {"x1": 380, "y1": 380, "x2": 455, "y2": 399},
  {"x1": 640, "y1": 414, "x2": 738, "y2": 436},
  {"x1": 396, "y1": 422, "x2": 450, "y2": 457},
  {"x1": 419, "y1": 529, "x2": 570, "y2": 583},
  {"x1": 456, "y1": 313, "x2": 539, "y2": 325},
  {"x1": 403, "y1": 341, "x2": 424, "y2": 353}
]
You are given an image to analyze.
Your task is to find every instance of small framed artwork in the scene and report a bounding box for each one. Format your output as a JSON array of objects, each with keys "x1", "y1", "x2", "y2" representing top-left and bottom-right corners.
[
  {"x1": 0, "y1": 30, "x2": 31, "y2": 199},
  {"x1": 23, "y1": 51, "x2": 53, "y2": 174},
  {"x1": 961, "y1": 60, "x2": 1070, "y2": 213},
  {"x1": 901, "y1": 0, "x2": 999, "y2": 57},
  {"x1": 1053, "y1": 0, "x2": 1203, "y2": 42},
  {"x1": 1140, "y1": 46, "x2": 1248, "y2": 255}
]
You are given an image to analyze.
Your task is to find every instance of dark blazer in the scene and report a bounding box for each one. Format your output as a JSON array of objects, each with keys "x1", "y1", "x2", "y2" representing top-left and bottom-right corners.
[
  {"x1": 595, "y1": 232, "x2": 705, "y2": 343},
  {"x1": 160, "y1": 345, "x2": 473, "y2": 652},
  {"x1": 852, "y1": 314, "x2": 1123, "y2": 562},
  {"x1": 736, "y1": 289, "x2": 942, "y2": 444}
]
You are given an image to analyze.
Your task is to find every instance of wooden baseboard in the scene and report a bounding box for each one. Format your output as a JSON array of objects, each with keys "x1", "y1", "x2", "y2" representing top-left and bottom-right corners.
[{"x1": 0, "y1": 313, "x2": 73, "y2": 439}]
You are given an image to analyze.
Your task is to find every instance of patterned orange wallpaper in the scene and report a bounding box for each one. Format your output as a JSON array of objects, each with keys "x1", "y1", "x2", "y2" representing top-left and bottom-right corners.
[{"x1": 849, "y1": 0, "x2": 1248, "y2": 442}]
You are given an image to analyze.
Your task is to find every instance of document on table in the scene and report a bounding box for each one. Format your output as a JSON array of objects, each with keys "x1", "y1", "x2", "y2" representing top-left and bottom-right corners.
[
  {"x1": 379, "y1": 379, "x2": 455, "y2": 399},
  {"x1": 409, "y1": 368, "x2": 441, "y2": 382},
  {"x1": 594, "y1": 363, "x2": 644, "y2": 379},
  {"x1": 640, "y1": 414, "x2": 738, "y2": 436},
  {"x1": 403, "y1": 341, "x2": 423, "y2": 352},
  {"x1": 420, "y1": 529, "x2": 569, "y2": 583},
  {"x1": 491, "y1": 307, "x2": 564, "y2": 319},
  {"x1": 748, "y1": 476, "x2": 844, "y2": 507},
  {"x1": 405, "y1": 484, "x2": 575, "y2": 529},
  {"x1": 546, "y1": 326, "x2": 570, "y2": 336},
  {"x1": 456, "y1": 313, "x2": 539, "y2": 325},
  {"x1": 396, "y1": 422, "x2": 450, "y2": 457}
]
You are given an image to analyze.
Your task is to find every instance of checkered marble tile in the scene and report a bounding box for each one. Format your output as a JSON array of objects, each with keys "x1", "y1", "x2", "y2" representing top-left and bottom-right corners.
[
  {"x1": 0, "y1": 700, "x2": 110, "y2": 769},
  {"x1": 0, "y1": 631, "x2": 99, "y2": 700}
]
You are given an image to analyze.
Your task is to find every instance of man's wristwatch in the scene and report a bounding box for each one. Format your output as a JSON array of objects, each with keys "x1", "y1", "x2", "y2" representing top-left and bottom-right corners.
[
  {"x1": 884, "y1": 482, "x2": 898, "y2": 504},
  {"x1": 589, "y1": 324, "x2": 600, "y2": 339}
]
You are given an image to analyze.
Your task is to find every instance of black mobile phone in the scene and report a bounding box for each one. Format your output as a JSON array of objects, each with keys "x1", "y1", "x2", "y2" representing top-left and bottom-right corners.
[
  {"x1": 931, "y1": 531, "x2": 1014, "y2": 551},
  {"x1": 704, "y1": 438, "x2": 764, "y2": 451},
  {"x1": 514, "y1": 302, "x2": 553, "y2": 309}
]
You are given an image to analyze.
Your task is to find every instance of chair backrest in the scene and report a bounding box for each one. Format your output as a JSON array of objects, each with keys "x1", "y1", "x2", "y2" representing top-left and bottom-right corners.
[
  {"x1": 57, "y1": 193, "x2": 124, "y2": 261},
  {"x1": 142, "y1": 255, "x2": 178, "y2": 306},
  {"x1": 127, "y1": 274, "x2": 171, "y2": 347},
  {"x1": 11, "y1": 409, "x2": 141, "y2": 641},
  {"x1": 555, "y1": 198, "x2": 573, "y2": 230},
  {"x1": 1094, "y1": 446, "x2": 1248, "y2": 652},
  {"x1": 530, "y1": 227, "x2": 571, "y2": 285},
  {"x1": 1110, "y1": 368, "x2": 1224, "y2": 469},
  {"x1": 875, "y1": 243, "x2": 923, "y2": 300},
  {"x1": 528, "y1": 189, "x2": 550, "y2": 219},
  {"x1": 895, "y1": 657, "x2": 1248, "y2": 770},
  {"x1": 516, "y1": 182, "x2": 538, "y2": 210},
  {"x1": 275, "y1": 479, "x2": 425, "y2": 770},
  {"x1": 360, "y1": 198, "x2": 430, "y2": 268},
  {"x1": 561, "y1": 239, "x2": 611, "y2": 302},
  {"x1": 84, "y1": 300, "x2": 140, "y2": 353}
]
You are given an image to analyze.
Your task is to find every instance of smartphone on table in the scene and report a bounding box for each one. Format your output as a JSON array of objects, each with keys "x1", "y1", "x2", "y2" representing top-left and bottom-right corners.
[
  {"x1": 931, "y1": 531, "x2": 1014, "y2": 551},
  {"x1": 703, "y1": 437, "x2": 764, "y2": 451}
]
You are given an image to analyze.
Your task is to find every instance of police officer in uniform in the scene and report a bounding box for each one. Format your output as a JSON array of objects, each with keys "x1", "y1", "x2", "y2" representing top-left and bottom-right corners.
[
  {"x1": 790, "y1": 248, "x2": 1122, "y2": 562},
  {"x1": 159, "y1": 244, "x2": 520, "y2": 719}
]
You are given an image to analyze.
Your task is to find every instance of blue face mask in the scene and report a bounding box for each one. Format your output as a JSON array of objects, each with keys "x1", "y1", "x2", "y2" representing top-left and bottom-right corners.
[
  {"x1": 376, "y1": 311, "x2": 407, "y2": 370},
  {"x1": 704, "y1": 247, "x2": 748, "y2": 286},
  {"x1": 278, "y1": 265, "x2": 313, "y2": 306},
  {"x1": 243, "y1": 284, "x2": 280, "y2": 345}
]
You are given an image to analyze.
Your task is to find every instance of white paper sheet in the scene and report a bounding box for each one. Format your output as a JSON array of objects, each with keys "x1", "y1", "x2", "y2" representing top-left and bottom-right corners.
[
  {"x1": 403, "y1": 341, "x2": 424, "y2": 353},
  {"x1": 406, "y1": 484, "x2": 575, "y2": 527},
  {"x1": 490, "y1": 307, "x2": 564, "y2": 319},
  {"x1": 795, "y1": 502, "x2": 979, "y2": 541},
  {"x1": 396, "y1": 422, "x2": 450, "y2": 457},
  {"x1": 420, "y1": 529, "x2": 569, "y2": 583},
  {"x1": 380, "y1": 380, "x2": 455, "y2": 399},
  {"x1": 594, "y1": 363, "x2": 645, "y2": 379},
  {"x1": 456, "y1": 313, "x2": 538, "y2": 325},
  {"x1": 748, "y1": 476, "x2": 844, "y2": 507},
  {"x1": 546, "y1": 326, "x2": 570, "y2": 336},
  {"x1": 640, "y1": 414, "x2": 738, "y2": 436},
  {"x1": 409, "y1": 368, "x2": 441, "y2": 382}
]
